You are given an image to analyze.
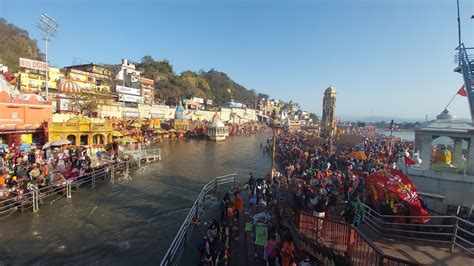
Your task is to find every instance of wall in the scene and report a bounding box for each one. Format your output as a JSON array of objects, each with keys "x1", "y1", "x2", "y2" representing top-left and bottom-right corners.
[
  {"x1": 407, "y1": 167, "x2": 474, "y2": 214},
  {"x1": 0, "y1": 101, "x2": 51, "y2": 126}
]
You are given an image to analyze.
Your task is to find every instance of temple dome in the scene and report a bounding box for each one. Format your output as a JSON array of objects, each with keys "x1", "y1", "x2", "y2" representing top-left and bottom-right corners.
[
  {"x1": 211, "y1": 112, "x2": 225, "y2": 127},
  {"x1": 175, "y1": 100, "x2": 185, "y2": 120}
]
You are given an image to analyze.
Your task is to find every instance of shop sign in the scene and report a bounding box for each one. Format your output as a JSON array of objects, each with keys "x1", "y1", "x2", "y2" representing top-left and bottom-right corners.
[
  {"x1": 19, "y1": 58, "x2": 48, "y2": 71},
  {"x1": 119, "y1": 94, "x2": 143, "y2": 103},
  {"x1": 124, "y1": 112, "x2": 140, "y2": 118},
  {"x1": 116, "y1": 85, "x2": 141, "y2": 96}
]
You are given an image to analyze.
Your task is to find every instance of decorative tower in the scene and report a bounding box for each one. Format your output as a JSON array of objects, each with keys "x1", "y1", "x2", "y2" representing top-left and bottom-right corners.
[{"x1": 321, "y1": 85, "x2": 336, "y2": 138}]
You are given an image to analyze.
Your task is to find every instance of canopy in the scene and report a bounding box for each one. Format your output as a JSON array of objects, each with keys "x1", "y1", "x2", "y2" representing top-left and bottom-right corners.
[
  {"x1": 118, "y1": 136, "x2": 138, "y2": 143},
  {"x1": 59, "y1": 79, "x2": 81, "y2": 93},
  {"x1": 347, "y1": 151, "x2": 367, "y2": 160},
  {"x1": 366, "y1": 169, "x2": 430, "y2": 223},
  {"x1": 51, "y1": 139, "x2": 71, "y2": 146},
  {"x1": 168, "y1": 129, "x2": 177, "y2": 133},
  {"x1": 334, "y1": 134, "x2": 364, "y2": 147},
  {"x1": 111, "y1": 131, "x2": 123, "y2": 137},
  {"x1": 131, "y1": 122, "x2": 142, "y2": 128},
  {"x1": 154, "y1": 129, "x2": 166, "y2": 134}
]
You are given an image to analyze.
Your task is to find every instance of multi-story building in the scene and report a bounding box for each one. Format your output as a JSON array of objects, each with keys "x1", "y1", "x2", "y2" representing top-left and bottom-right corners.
[
  {"x1": 64, "y1": 63, "x2": 113, "y2": 93},
  {"x1": 16, "y1": 66, "x2": 64, "y2": 95},
  {"x1": 139, "y1": 77, "x2": 155, "y2": 105}
]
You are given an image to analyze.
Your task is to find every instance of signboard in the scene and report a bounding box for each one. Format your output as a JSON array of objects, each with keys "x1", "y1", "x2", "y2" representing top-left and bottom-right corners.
[
  {"x1": 124, "y1": 112, "x2": 140, "y2": 118},
  {"x1": 19, "y1": 58, "x2": 48, "y2": 71},
  {"x1": 116, "y1": 85, "x2": 141, "y2": 96},
  {"x1": 119, "y1": 94, "x2": 143, "y2": 103}
]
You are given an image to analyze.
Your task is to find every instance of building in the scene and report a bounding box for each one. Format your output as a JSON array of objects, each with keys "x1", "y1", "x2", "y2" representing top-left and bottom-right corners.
[
  {"x1": 48, "y1": 116, "x2": 113, "y2": 146},
  {"x1": 115, "y1": 59, "x2": 141, "y2": 87},
  {"x1": 321, "y1": 85, "x2": 336, "y2": 138},
  {"x1": 16, "y1": 66, "x2": 64, "y2": 95},
  {"x1": 170, "y1": 100, "x2": 189, "y2": 130},
  {"x1": 64, "y1": 63, "x2": 113, "y2": 93},
  {"x1": 139, "y1": 77, "x2": 155, "y2": 105},
  {"x1": 207, "y1": 112, "x2": 229, "y2": 141},
  {"x1": 0, "y1": 76, "x2": 51, "y2": 147},
  {"x1": 407, "y1": 109, "x2": 474, "y2": 216}
]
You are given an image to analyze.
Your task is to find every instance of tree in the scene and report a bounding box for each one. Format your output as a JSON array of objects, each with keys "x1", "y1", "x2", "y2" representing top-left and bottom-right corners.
[
  {"x1": 309, "y1": 113, "x2": 319, "y2": 123},
  {"x1": 70, "y1": 92, "x2": 100, "y2": 117}
]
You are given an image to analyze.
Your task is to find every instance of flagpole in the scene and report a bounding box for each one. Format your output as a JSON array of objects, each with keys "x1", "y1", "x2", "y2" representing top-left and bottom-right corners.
[{"x1": 444, "y1": 91, "x2": 459, "y2": 111}]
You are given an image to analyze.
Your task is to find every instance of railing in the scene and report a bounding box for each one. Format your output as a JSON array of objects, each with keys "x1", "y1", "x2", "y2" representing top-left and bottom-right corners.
[
  {"x1": 160, "y1": 173, "x2": 237, "y2": 266},
  {"x1": 0, "y1": 157, "x2": 141, "y2": 218},
  {"x1": 362, "y1": 204, "x2": 474, "y2": 255},
  {"x1": 122, "y1": 148, "x2": 161, "y2": 160},
  {"x1": 284, "y1": 208, "x2": 417, "y2": 266}
]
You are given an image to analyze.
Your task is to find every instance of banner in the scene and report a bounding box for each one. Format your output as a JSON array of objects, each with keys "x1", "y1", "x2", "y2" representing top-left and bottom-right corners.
[
  {"x1": 19, "y1": 58, "x2": 48, "y2": 71},
  {"x1": 255, "y1": 226, "x2": 268, "y2": 246}
]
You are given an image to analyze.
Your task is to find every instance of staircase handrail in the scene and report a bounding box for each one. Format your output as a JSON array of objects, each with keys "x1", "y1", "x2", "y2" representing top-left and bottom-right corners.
[{"x1": 160, "y1": 173, "x2": 237, "y2": 266}]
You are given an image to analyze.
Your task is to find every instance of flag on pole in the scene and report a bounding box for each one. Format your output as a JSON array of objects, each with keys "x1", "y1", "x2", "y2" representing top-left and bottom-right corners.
[{"x1": 457, "y1": 85, "x2": 467, "y2": 97}]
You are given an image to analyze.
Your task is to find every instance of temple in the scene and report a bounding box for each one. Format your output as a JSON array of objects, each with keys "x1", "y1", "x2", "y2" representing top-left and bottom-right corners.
[
  {"x1": 170, "y1": 100, "x2": 189, "y2": 131},
  {"x1": 207, "y1": 112, "x2": 228, "y2": 141}
]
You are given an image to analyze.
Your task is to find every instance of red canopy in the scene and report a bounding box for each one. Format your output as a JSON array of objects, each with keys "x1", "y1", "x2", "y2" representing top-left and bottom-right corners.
[{"x1": 366, "y1": 169, "x2": 430, "y2": 223}]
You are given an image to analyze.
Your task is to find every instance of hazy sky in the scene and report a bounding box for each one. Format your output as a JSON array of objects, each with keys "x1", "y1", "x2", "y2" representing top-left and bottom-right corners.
[{"x1": 1, "y1": 0, "x2": 473, "y2": 120}]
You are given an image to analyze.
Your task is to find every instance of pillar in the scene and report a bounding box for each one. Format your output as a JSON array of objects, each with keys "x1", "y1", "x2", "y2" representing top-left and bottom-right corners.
[
  {"x1": 452, "y1": 138, "x2": 462, "y2": 165},
  {"x1": 468, "y1": 138, "x2": 474, "y2": 175},
  {"x1": 420, "y1": 134, "x2": 432, "y2": 171}
]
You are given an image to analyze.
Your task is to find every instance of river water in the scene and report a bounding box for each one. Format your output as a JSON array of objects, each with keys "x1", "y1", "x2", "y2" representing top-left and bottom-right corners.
[{"x1": 0, "y1": 134, "x2": 271, "y2": 265}]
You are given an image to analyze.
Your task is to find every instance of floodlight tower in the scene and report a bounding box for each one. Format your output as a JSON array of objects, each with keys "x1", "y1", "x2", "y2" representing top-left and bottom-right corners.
[{"x1": 37, "y1": 13, "x2": 59, "y2": 101}]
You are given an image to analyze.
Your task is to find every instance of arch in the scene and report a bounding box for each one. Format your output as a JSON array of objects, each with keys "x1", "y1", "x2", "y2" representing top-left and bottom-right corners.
[
  {"x1": 80, "y1": 135, "x2": 89, "y2": 145},
  {"x1": 93, "y1": 134, "x2": 105, "y2": 145},
  {"x1": 66, "y1": 134, "x2": 76, "y2": 145},
  {"x1": 52, "y1": 135, "x2": 62, "y2": 141}
]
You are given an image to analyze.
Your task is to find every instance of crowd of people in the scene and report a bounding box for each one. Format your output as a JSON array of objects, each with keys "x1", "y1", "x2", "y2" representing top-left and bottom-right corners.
[
  {"x1": 0, "y1": 144, "x2": 112, "y2": 202},
  {"x1": 270, "y1": 131, "x2": 417, "y2": 226}
]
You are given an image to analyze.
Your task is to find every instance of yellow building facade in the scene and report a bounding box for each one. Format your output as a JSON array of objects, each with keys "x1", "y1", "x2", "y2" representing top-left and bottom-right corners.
[
  {"x1": 48, "y1": 117, "x2": 113, "y2": 146},
  {"x1": 17, "y1": 67, "x2": 64, "y2": 93}
]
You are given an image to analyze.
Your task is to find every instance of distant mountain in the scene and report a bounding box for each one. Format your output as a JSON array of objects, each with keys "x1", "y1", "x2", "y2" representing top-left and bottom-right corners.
[{"x1": 0, "y1": 18, "x2": 43, "y2": 71}]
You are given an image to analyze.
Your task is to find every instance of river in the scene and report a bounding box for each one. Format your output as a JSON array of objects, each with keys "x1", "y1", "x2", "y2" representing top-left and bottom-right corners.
[{"x1": 0, "y1": 134, "x2": 271, "y2": 264}]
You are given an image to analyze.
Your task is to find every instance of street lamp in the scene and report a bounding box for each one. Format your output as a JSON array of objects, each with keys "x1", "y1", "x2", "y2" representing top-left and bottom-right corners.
[
  {"x1": 37, "y1": 13, "x2": 59, "y2": 101},
  {"x1": 254, "y1": 91, "x2": 259, "y2": 122},
  {"x1": 269, "y1": 107, "x2": 281, "y2": 182}
]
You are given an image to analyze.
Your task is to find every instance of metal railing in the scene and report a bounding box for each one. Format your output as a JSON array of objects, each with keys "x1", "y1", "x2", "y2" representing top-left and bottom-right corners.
[
  {"x1": 122, "y1": 148, "x2": 161, "y2": 161},
  {"x1": 361, "y1": 204, "x2": 474, "y2": 255},
  {"x1": 0, "y1": 160, "x2": 133, "y2": 218},
  {"x1": 160, "y1": 173, "x2": 237, "y2": 266},
  {"x1": 286, "y1": 209, "x2": 417, "y2": 266}
]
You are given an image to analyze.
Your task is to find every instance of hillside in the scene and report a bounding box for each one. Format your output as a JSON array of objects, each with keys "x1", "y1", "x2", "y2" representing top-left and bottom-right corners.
[
  {"x1": 0, "y1": 18, "x2": 43, "y2": 71},
  {"x1": 136, "y1": 56, "x2": 268, "y2": 107}
]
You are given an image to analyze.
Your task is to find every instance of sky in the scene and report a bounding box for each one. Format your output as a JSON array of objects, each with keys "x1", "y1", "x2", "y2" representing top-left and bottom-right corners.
[{"x1": 1, "y1": 0, "x2": 473, "y2": 121}]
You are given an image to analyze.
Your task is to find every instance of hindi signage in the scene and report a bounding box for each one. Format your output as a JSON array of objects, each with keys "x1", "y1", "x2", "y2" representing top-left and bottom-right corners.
[
  {"x1": 116, "y1": 85, "x2": 141, "y2": 96},
  {"x1": 119, "y1": 94, "x2": 143, "y2": 103},
  {"x1": 19, "y1": 58, "x2": 49, "y2": 71}
]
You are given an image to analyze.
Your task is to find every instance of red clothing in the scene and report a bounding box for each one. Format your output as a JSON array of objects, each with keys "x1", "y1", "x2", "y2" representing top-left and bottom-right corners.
[
  {"x1": 281, "y1": 241, "x2": 294, "y2": 266},
  {"x1": 233, "y1": 194, "x2": 244, "y2": 213}
]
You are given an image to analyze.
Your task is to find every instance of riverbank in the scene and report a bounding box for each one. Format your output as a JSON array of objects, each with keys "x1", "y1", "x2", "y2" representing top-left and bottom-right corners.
[{"x1": 0, "y1": 133, "x2": 271, "y2": 264}]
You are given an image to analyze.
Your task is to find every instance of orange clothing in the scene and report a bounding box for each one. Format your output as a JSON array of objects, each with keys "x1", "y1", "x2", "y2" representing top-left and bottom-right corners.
[
  {"x1": 281, "y1": 241, "x2": 294, "y2": 266},
  {"x1": 0, "y1": 175, "x2": 5, "y2": 188},
  {"x1": 233, "y1": 194, "x2": 244, "y2": 213}
]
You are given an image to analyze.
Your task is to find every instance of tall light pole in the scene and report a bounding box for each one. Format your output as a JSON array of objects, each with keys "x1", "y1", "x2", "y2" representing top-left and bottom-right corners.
[
  {"x1": 254, "y1": 91, "x2": 259, "y2": 122},
  {"x1": 37, "y1": 13, "x2": 59, "y2": 101}
]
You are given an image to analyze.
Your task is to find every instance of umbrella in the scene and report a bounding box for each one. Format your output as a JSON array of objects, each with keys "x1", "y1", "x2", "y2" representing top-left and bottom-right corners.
[
  {"x1": 168, "y1": 129, "x2": 177, "y2": 133},
  {"x1": 347, "y1": 151, "x2": 367, "y2": 160},
  {"x1": 51, "y1": 139, "x2": 71, "y2": 146},
  {"x1": 131, "y1": 122, "x2": 142, "y2": 128},
  {"x1": 154, "y1": 129, "x2": 166, "y2": 134},
  {"x1": 111, "y1": 131, "x2": 123, "y2": 137},
  {"x1": 42, "y1": 141, "x2": 53, "y2": 150},
  {"x1": 118, "y1": 136, "x2": 138, "y2": 143}
]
